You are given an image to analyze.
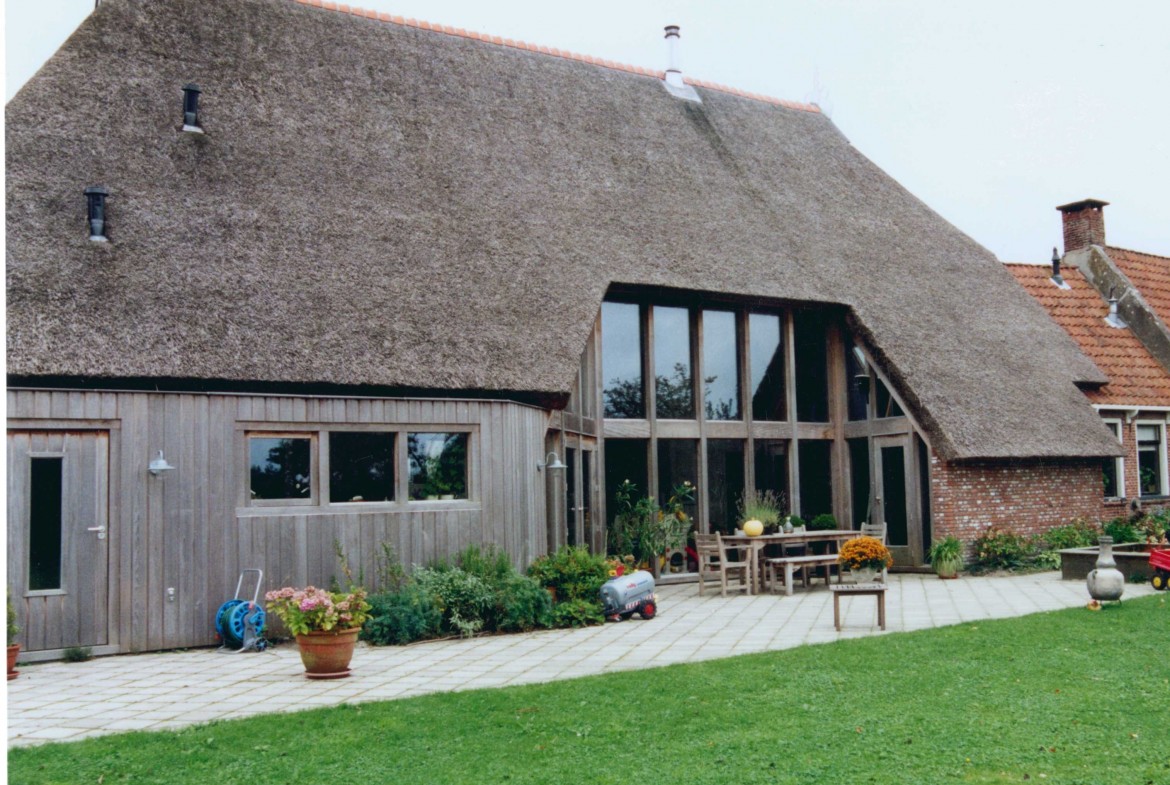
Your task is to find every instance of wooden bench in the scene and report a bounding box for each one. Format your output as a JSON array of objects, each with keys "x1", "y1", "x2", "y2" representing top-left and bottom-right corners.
[
  {"x1": 763, "y1": 554, "x2": 841, "y2": 596},
  {"x1": 830, "y1": 583, "x2": 887, "y2": 631}
]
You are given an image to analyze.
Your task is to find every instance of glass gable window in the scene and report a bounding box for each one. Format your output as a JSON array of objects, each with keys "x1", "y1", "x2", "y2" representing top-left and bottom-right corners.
[
  {"x1": 1137, "y1": 423, "x2": 1166, "y2": 497},
  {"x1": 749, "y1": 313, "x2": 786, "y2": 421},
  {"x1": 753, "y1": 440, "x2": 789, "y2": 508},
  {"x1": 707, "y1": 440, "x2": 745, "y2": 534},
  {"x1": 408, "y1": 432, "x2": 469, "y2": 500},
  {"x1": 602, "y1": 302, "x2": 644, "y2": 418},
  {"x1": 703, "y1": 310, "x2": 741, "y2": 420},
  {"x1": 793, "y1": 311, "x2": 829, "y2": 422},
  {"x1": 653, "y1": 306, "x2": 694, "y2": 419},
  {"x1": 329, "y1": 432, "x2": 394, "y2": 503},
  {"x1": 604, "y1": 439, "x2": 649, "y2": 524},
  {"x1": 798, "y1": 440, "x2": 833, "y2": 518},
  {"x1": 250, "y1": 436, "x2": 312, "y2": 501},
  {"x1": 657, "y1": 440, "x2": 698, "y2": 519}
]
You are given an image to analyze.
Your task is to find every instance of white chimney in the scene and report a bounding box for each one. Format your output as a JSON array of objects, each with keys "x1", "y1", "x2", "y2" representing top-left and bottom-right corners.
[{"x1": 661, "y1": 25, "x2": 701, "y2": 102}]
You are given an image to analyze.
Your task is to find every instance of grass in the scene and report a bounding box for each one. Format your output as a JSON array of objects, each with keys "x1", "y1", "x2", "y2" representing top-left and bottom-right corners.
[{"x1": 10, "y1": 596, "x2": 1169, "y2": 785}]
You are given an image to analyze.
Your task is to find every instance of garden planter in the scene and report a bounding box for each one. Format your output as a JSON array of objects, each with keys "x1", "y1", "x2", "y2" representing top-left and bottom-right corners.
[
  {"x1": 934, "y1": 560, "x2": 961, "y2": 579},
  {"x1": 7, "y1": 643, "x2": 19, "y2": 680},
  {"x1": 850, "y1": 568, "x2": 878, "y2": 584},
  {"x1": 295, "y1": 628, "x2": 360, "y2": 679}
]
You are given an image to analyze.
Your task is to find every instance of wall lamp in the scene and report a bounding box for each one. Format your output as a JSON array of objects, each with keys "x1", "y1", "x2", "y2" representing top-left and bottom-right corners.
[
  {"x1": 148, "y1": 450, "x2": 176, "y2": 476},
  {"x1": 537, "y1": 451, "x2": 567, "y2": 472}
]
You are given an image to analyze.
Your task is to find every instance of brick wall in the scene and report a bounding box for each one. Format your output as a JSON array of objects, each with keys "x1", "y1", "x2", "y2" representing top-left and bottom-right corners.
[
  {"x1": 930, "y1": 457, "x2": 1111, "y2": 548},
  {"x1": 1061, "y1": 203, "x2": 1106, "y2": 252}
]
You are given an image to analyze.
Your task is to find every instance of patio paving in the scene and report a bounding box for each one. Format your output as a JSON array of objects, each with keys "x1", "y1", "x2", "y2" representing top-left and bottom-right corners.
[{"x1": 7, "y1": 572, "x2": 1154, "y2": 747}]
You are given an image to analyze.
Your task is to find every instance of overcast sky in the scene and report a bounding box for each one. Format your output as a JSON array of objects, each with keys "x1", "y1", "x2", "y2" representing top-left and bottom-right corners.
[{"x1": 7, "y1": 0, "x2": 1169, "y2": 261}]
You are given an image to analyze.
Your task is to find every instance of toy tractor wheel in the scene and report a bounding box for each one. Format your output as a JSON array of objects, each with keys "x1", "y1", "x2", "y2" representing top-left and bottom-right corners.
[
  {"x1": 639, "y1": 602, "x2": 656, "y2": 620},
  {"x1": 1152, "y1": 570, "x2": 1168, "y2": 591}
]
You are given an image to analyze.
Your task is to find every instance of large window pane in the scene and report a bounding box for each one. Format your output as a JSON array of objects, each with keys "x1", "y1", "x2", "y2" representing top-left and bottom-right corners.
[
  {"x1": 703, "y1": 310, "x2": 741, "y2": 420},
  {"x1": 602, "y1": 302, "x2": 644, "y2": 418},
  {"x1": 1137, "y1": 424, "x2": 1165, "y2": 497},
  {"x1": 329, "y1": 432, "x2": 394, "y2": 503},
  {"x1": 29, "y1": 457, "x2": 63, "y2": 591},
  {"x1": 845, "y1": 341, "x2": 868, "y2": 422},
  {"x1": 604, "y1": 439, "x2": 649, "y2": 528},
  {"x1": 881, "y1": 445, "x2": 908, "y2": 546},
  {"x1": 848, "y1": 438, "x2": 870, "y2": 528},
  {"x1": 875, "y1": 378, "x2": 905, "y2": 419},
  {"x1": 753, "y1": 440, "x2": 790, "y2": 512},
  {"x1": 250, "y1": 437, "x2": 312, "y2": 500},
  {"x1": 707, "y1": 440, "x2": 745, "y2": 534},
  {"x1": 794, "y1": 311, "x2": 829, "y2": 422},
  {"x1": 658, "y1": 440, "x2": 698, "y2": 518},
  {"x1": 749, "y1": 313, "x2": 786, "y2": 421},
  {"x1": 408, "y1": 432, "x2": 468, "y2": 500},
  {"x1": 654, "y1": 306, "x2": 694, "y2": 419},
  {"x1": 798, "y1": 440, "x2": 832, "y2": 518},
  {"x1": 1102, "y1": 422, "x2": 1121, "y2": 499}
]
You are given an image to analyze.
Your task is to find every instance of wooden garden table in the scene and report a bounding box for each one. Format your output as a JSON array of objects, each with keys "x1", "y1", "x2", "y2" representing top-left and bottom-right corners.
[{"x1": 720, "y1": 530, "x2": 859, "y2": 594}]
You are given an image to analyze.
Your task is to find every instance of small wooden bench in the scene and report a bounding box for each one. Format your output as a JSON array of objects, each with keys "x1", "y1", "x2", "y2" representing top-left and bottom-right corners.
[
  {"x1": 830, "y1": 583, "x2": 887, "y2": 631},
  {"x1": 764, "y1": 554, "x2": 841, "y2": 596}
]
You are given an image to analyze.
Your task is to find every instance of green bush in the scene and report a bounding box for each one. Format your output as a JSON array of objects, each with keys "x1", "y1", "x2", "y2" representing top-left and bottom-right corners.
[
  {"x1": 973, "y1": 526, "x2": 1034, "y2": 570},
  {"x1": 1140, "y1": 508, "x2": 1170, "y2": 541},
  {"x1": 807, "y1": 513, "x2": 838, "y2": 531},
  {"x1": 455, "y1": 544, "x2": 514, "y2": 590},
  {"x1": 787, "y1": 515, "x2": 807, "y2": 531},
  {"x1": 550, "y1": 598, "x2": 605, "y2": 628},
  {"x1": 495, "y1": 575, "x2": 553, "y2": 633},
  {"x1": 527, "y1": 546, "x2": 609, "y2": 603},
  {"x1": 1102, "y1": 518, "x2": 1141, "y2": 545},
  {"x1": 362, "y1": 584, "x2": 442, "y2": 645},
  {"x1": 1042, "y1": 519, "x2": 1101, "y2": 550},
  {"x1": 414, "y1": 567, "x2": 495, "y2": 637}
]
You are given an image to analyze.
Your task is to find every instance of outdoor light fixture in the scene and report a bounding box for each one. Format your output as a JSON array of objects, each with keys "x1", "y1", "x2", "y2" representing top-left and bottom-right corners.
[
  {"x1": 85, "y1": 185, "x2": 109, "y2": 242},
  {"x1": 537, "y1": 451, "x2": 567, "y2": 472},
  {"x1": 181, "y1": 83, "x2": 203, "y2": 133},
  {"x1": 148, "y1": 450, "x2": 176, "y2": 476}
]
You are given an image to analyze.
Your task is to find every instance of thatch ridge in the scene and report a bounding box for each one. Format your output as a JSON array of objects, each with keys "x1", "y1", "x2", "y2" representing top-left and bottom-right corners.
[{"x1": 6, "y1": 0, "x2": 1117, "y2": 460}]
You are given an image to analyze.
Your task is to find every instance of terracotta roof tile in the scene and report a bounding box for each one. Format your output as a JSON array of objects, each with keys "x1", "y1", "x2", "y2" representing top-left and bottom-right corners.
[
  {"x1": 1107, "y1": 246, "x2": 1170, "y2": 328},
  {"x1": 286, "y1": 0, "x2": 820, "y2": 113},
  {"x1": 1006, "y1": 263, "x2": 1170, "y2": 407}
]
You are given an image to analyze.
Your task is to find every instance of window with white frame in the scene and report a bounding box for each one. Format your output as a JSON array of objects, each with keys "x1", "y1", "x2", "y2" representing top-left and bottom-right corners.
[
  {"x1": 1102, "y1": 419, "x2": 1124, "y2": 499},
  {"x1": 1136, "y1": 421, "x2": 1167, "y2": 497}
]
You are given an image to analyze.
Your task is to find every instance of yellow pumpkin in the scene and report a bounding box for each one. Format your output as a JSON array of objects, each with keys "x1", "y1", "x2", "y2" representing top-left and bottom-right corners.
[{"x1": 743, "y1": 519, "x2": 764, "y2": 537}]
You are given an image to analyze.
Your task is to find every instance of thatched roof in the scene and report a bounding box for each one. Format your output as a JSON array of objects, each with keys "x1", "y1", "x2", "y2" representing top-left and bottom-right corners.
[{"x1": 6, "y1": 0, "x2": 1118, "y2": 460}]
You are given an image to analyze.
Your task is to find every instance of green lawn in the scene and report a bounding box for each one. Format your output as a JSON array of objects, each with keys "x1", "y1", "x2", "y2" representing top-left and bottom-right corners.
[{"x1": 10, "y1": 596, "x2": 1168, "y2": 785}]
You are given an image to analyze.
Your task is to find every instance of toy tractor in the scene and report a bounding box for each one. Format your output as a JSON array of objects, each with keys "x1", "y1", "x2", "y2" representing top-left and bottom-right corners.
[{"x1": 600, "y1": 570, "x2": 657, "y2": 621}]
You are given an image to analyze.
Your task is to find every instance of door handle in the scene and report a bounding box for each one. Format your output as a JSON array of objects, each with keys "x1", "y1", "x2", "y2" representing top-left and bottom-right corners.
[{"x1": 87, "y1": 525, "x2": 107, "y2": 540}]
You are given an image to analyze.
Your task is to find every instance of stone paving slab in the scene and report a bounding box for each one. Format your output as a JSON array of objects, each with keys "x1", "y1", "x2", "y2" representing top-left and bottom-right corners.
[{"x1": 7, "y1": 573, "x2": 1153, "y2": 747}]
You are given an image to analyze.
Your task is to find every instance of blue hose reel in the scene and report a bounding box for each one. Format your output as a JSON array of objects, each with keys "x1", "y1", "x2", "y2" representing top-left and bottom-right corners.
[{"x1": 215, "y1": 569, "x2": 267, "y2": 653}]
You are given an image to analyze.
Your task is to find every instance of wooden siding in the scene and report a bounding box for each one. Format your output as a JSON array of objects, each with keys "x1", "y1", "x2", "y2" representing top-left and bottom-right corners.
[{"x1": 7, "y1": 389, "x2": 550, "y2": 654}]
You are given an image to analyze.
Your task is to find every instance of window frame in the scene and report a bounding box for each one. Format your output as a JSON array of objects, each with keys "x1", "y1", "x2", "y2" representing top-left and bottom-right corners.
[
  {"x1": 1135, "y1": 419, "x2": 1168, "y2": 498},
  {"x1": 1101, "y1": 418, "x2": 1125, "y2": 500}
]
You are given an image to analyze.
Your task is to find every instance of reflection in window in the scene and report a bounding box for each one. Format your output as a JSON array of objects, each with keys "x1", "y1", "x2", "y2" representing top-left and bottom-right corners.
[
  {"x1": 329, "y1": 432, "x2": 394, "y2": 503},
  {"x1": 749, "y1": 313, "x2": 785, "y2": 421},
  {"x1": 707, "y1": 440, "x2": 745, "y2": 534},
  {"x1": 794, "y1": 310, "x2": 829, "y2": 422},
  {"x1": 658, "y1": 440, "x2": 698, "y2": 520},
  {"x1": 29, "y1": 457, "x2": 63, "y2": 591},
  {"x1": 604, "y1": 439, "x2": 649, "y2": 526},
  {"x1": 654, "y1": 306, "x2": 694, "y2": 419},
  {"x1": 408, "y1": 433, "x2": 468, "y2": 500},
  {"x1": 250, "y1": 437, "x2": 312, "y2": 500},
  {"x1": 753, "y1": 440, "x2": 789, "y2": 510},
  {"x1": 703, "y1": 310, "x2": 740, "y2": 420},
  {"x1": 1137, "y1": 424, "x2": 1165, "y2": 497},
  {"x1": 602, "y1": 302, "x2": 644, "y2": 418}
]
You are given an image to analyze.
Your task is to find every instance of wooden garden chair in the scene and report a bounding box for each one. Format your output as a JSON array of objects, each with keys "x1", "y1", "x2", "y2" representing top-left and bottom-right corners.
[
  {"x1": 715, "y1": 533, "x2": 751, "y2": 597},
  {"x1": 694, "y1": 533, "x2": 722, "y2": 596}
]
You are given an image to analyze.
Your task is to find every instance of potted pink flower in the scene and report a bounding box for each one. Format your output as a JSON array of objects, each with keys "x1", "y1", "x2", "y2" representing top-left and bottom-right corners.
[{"x1": 264, "y1": 585, "x2": 371, "y2": 679}]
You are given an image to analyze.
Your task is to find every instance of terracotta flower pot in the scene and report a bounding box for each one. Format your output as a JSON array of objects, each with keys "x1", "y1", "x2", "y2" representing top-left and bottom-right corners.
[
  {"x1": 294, "y1": 628, "x2": 360, "y2": 679},
  {"x1": 7, "y1": 643, "x2": 20, "y2": 681}
]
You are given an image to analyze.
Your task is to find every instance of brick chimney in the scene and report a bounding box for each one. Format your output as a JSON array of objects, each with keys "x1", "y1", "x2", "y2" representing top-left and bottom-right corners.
[{"x1": 1056, "y1": 198, "x2": 1109, "y2": 253}]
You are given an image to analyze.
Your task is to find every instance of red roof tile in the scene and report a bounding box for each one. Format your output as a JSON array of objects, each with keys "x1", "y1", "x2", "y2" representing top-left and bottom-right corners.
[
  {"x1": 1006, "y1": 263, "x2": 1170, "y2": 407},
  {"x1": 287, "y1": 0, "x2": 820, "y2": 113}
]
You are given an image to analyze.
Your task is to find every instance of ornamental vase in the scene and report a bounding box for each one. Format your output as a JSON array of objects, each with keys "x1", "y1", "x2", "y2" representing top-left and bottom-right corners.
[
  {"x1": 294, "y1": 628, "x2": 361, "y2": 679},
  {"x1": 850, "y1": 567, "x2": 878, "y2": 584},
  {"x1": 1086, "y1": 536, "x2": 1124, "y2": 602}
]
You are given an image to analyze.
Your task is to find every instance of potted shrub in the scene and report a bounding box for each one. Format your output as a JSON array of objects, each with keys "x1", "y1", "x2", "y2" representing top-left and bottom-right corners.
[
  {"x1": 837, "y1": 536, "x2": 892, "y2": 583},
  {"x1": 264, "y1": 585, "x2": 371, "y2": 679},
  {"x1": 928, "y1": 536, "x2": 964, "y2": 579},
  {"x1": 738, "y1": 490, "x2": 782, "y2": 533},
  {"x1": 7, "y1": 594, "x2": 19, "y2": 681}
]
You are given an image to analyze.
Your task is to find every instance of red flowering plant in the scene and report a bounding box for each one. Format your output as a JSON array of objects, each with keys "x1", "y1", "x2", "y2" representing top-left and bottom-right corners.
[{"x1": 263, "y1": 586, "x2": 371, "y2": 636}]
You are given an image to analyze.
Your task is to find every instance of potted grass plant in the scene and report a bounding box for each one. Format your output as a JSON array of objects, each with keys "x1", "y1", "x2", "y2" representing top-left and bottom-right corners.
[
  {"x1": 264, "y1": 585, "x2": 371, "y2": 679},
  {"x1": 737, "y1": 490, "x2": 782, "y2": 535},
  {"x1": 928, "y1": 536, "x2": 964, "y2": 579}
]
